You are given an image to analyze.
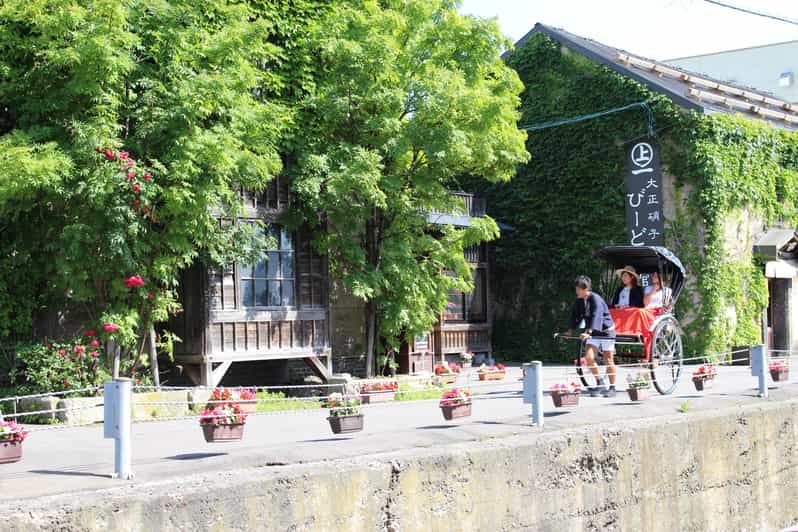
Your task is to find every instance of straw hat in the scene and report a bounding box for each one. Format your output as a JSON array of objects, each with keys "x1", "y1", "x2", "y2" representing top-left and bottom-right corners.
[{"x1": 616, "y1": 265, "x2": 640, "y2": 282}]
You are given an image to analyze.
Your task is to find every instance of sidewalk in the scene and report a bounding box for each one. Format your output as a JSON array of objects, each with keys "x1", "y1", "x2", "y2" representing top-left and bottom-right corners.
[{"x1": 0, "y1": 365, "x2": 791, "y2": 501}]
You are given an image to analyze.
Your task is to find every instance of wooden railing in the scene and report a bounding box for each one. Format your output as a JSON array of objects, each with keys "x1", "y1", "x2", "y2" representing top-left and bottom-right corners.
[{"x1": 429, "y1": 193, "x2": 487, "y2": 218}]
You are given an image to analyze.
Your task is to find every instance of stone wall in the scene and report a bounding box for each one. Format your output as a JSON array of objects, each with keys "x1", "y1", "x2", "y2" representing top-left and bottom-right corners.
[{"x1": 4, "y1": 398, "x2": 798, "y2": 531}]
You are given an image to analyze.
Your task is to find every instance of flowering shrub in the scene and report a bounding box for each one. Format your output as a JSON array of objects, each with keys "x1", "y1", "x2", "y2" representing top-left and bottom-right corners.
[
  {"x1": 235, "y1": 388, "x2": 257, "y2": 401},
  {"x1": 477, "y1": 363, "x2": 505, "y2": 373},
  {"x1": 770, "y1": 360, "x2": 789, "y2": 372},
  {"x1": 199, "y1": 388, "x2": 247, "y2": 425},
  {"x1": 549, "y1": 382, "x2": 581, "y2": 394},
  {"x1": 0, "y1": 420, "x2": 28, "y2": 442},
  {"x1": 12, "y1": 341, "x2": 111, "y2": 394},
  {"x1": 439, "y1": 388, "x2": 471, "y2": 407},
  {"x1": 358, "y1": 380, "x2": 398, "y2": 393},
  {"x1": 323, "y1": 393, "x2": 362, "y2": 417},
  {"x1": 692, "y1": 365, "x2": 717, "y2": 380},
  {"x1": 626, "y1": 372, "x2": 651, "y2": 390}
]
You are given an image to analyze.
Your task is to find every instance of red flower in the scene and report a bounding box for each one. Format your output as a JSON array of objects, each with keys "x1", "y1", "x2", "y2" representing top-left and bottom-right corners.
[
  {"x1": 64, "y1": 379, "x2": 71, "y2": 387},
  {"x1": 84, "y1": 329, "x2": 97, "y2": 337},
  {"x1": 103, "y1": 323, "x2": 119, "y2": 333},
  {"x1": 132, "y1": 184, "x2": 141, "y2": 193},
  {"x1": 132, "y1": 199, "x2": 140, "y2": 206},
  {"x1": 90, "y1": 351, "x2": 99, "y2": 359},
  {"x1": 144, "y1": 172, "x2": 151, "y2": 181},
  {"x1": 124, "y1": 275, "x2": 145, "y2": 288},
  {"x1": 126, "y1": 171, "x2": 136, "y2": 179},
  {"x1": 118, "y1": 151, "x2": 129, "y2": 161},
  {"x1": 58, "y1": 349, "x2": 66, "y2": 357},
  {"x1": 146, "y1": 291, "x2": 155, "y2": 299},
  {"x1": 90, "y1": 339, "x2": 100, "y2": 347},
  {"x1": 74, "y1": 345, "x2": 85, "y2": 355},
  {"x1": 104, "y1": 149, "x2": 115, "y2": 161}
]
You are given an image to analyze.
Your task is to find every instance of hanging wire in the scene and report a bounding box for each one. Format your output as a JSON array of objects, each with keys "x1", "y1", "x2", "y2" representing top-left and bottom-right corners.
[{"x1": 520, "y1": 99, "x2": 659, "y2": 137}]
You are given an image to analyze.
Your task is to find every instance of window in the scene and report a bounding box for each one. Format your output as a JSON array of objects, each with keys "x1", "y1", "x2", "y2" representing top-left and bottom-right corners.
[
  {"x1": 240, "y1": 225, "x2": 295, "y2": 307},
  {"x1": 443, "y1": 268, "x2": 487, "y2": 322}
]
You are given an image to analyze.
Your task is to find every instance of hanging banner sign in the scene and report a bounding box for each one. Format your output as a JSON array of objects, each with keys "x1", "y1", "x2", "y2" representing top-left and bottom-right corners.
[{"x1": 624, "y1": 138, "x2": 665, "y2": 246}]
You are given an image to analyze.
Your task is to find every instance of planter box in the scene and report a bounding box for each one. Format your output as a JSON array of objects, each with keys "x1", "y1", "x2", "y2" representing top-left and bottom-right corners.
[
  {"x1": 627, "y1": 387, "x2": 650, "y2": 402},
  {"x1": 359, "y1": 391, "x2": 396, "y2": 404},
  {"x1": 202, "y1": 423, "x2": 245, "y2": 443},
  {"x1": 0, "y1": 441, "x2": 22, "y2": 464},
  {"x1": 551, "y1": 391, "x2": 580, "y2": 407},
  {"x1": 440, "y1": 402, "x2": 472, "y2": 420},
  {"x1": 771, "y1": 369, "x2": 789, "y2": 382},
  {"x1": 437, "y1": 374, "x2": 458, "y2": 384},
  {"x1": 478, "y1": 370, "x2": 506, "y2": 381},
  {"x1": 328, "y1": 414, "x2": 364, "y2": 434},
  {"x1": 237, "y1": 400, "x2": 257, "y2": 414},
  {"x1": 692, "y1": 377, "x2": 714, "y2": 392}
]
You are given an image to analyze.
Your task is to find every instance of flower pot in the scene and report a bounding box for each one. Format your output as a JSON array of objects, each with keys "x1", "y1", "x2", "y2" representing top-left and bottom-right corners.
[
  {"x1": 627, "y1": 387, "x2": 650, "y2": 402},
  {"x1": 359, "y1": 391, "x2": 396, "y2": 404},
  {"x1": 478, "y1": 370, "x2": 506, "y2": 381},
  {"x1": 237, "y1": 400, "x2": 257, "y2": 414},
  {"x1": 771, "y1": 369, "x2": 789, "y2": 382},
  {"x1": 440, "y1": 402, "x2": 472, "y2": 420},
  {"x1": 202, "y1": 423, "x2": 245, "y2": 442},
  {"x1": 0, "y1": 441, "x2": 22, "y2": 464},
  {"x1": 327, "y1": 414, "x2": 364, "y2": 434},
  {"x1": 692, "y1": 377, "x2": 713, "y2": 392},
  {"x1": 438, "y1": 374, "x2": 458, "y2": 384},
  {"x1": 551, "y1": 391, "x2": 580, "y2": 407}
]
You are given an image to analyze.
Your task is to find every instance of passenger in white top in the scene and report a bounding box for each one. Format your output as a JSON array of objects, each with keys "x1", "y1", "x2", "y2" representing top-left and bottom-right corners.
[{"x1": 644, "y1": 272, "x2": 672, "y2": 310}]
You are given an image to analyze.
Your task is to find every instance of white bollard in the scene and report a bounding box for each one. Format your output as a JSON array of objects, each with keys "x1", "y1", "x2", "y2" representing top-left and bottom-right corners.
[
  {"x1": 522, "y1": 361, "x2": 544, "y2": 427},
  {"x1": 751, "y1": 344, "x2": 768, "y2": 399},
  {"x1": 104, "y1": 378, "x2": 134, "y2": 480}
]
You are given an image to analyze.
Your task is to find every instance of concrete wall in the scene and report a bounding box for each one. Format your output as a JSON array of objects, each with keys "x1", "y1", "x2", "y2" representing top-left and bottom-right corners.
[{"x1": 4, "y1": 398, "x2": 798, "y2": 531}]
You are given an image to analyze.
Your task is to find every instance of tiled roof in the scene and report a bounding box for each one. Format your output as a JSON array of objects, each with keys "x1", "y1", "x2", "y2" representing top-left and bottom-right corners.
[{"x1": 513, "y1": 24, "x2": 798, "y2": 130}]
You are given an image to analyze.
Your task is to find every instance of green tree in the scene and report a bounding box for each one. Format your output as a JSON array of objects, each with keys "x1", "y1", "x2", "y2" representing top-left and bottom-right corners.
[
  {"x1": 292, "y1": 0, "x2": 529, "y2": 375},
  {"x1": 0, "y1": 0, "x2": 324, "y2": 376}
]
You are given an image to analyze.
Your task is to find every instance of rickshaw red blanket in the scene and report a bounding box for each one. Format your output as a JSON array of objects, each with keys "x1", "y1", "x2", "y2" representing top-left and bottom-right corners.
[{"x1": 609, "y1": 308, "x2": 658, "y2": 357}]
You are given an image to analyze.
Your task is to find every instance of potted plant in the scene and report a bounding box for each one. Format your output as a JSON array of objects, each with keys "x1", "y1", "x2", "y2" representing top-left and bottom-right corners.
[
  {"x1": 626, "y1": 372, "x2": 651, "y2": 401},
  {"x1": 199, "y1": 389, "x2": 248, "y2": 442},
  {"x1": 434, "y1": 363, "x2": 459, "y2": 384},
  {"x1": 234, "y1": 388, "x2": 258, "y2": 414},
  {"x1": 692, "y1": 365, "x2": 717, "y2": 391},
  {"x1": 549, "y1": 382, "x2": 581, "y2": 407},
  {"x1": 439, "y1": 388, "x2": 472, "y2": 420},
  {"x1": 0, "y1": 420, "x2": 29, "y2": 464},
  {"x1": 770, "y1": 359, "x2": 789, "y2": 382},
  {"x1": 324, "y1": 393, "x2": 364, "y2": 434},
  {"x1": 460, "y1": 352, "x2": 474, "y2": 369},
  {"x1": 477, "y1": 363, "x2": 506, "y2": 381},
  {"x1": 358, "y1": 380, "x2": 398, "y2": 404}
]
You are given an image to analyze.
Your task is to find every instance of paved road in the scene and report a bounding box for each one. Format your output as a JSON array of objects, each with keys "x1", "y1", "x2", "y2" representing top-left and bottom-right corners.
[{"x1": 0, "y1": 364, "x2": 793, "y2": 501}]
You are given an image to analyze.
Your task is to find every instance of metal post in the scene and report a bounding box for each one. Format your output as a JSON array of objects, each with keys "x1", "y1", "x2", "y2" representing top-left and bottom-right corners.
[
  {"x1": 751, "y1": 344, "x2": 768, "y2": 398},
  {"x1": 104, "y1": 378, "x2": 134, "y2": 480},
  {"x1": 523, "y1": 361, "x2": 544, "y2": 426}
]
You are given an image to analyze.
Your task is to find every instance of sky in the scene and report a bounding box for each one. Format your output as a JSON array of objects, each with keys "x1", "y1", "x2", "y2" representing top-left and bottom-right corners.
[{"x1": 458, "y1": 0, "x2": 798, "y2": 60}]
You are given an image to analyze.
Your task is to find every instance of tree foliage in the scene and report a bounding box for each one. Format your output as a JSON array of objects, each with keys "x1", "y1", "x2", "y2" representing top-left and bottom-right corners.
[{"x1": 291, "y1": 0, "x2": 529, "y2": 374}]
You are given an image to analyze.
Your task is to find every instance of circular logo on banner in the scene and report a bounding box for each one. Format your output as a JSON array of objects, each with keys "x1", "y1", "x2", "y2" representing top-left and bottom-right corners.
[{"x1": 631, "y1": 142, "x2": 653, "y2": 168}]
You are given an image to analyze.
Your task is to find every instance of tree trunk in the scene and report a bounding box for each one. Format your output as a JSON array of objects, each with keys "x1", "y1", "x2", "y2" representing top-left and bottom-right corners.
[
  {"x1": 148, "y1": 326, "x2": 160, "y2": 388},
  {"x1": 365, "y1": 302, "x2": 376, "y2": 378}
]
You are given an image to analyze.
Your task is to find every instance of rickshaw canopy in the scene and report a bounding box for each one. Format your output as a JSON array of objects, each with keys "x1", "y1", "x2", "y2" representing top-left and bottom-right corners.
[{"x1": 594, "y1": 245, "x2": 686, "y2": 304}]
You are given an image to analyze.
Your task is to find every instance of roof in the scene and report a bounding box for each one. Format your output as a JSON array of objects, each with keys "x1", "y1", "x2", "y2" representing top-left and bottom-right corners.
[
  {"x1": 753, "y1": 229, "x2": 798, "y2": 259},
  {"x1": 594, "y1": 246, "x2": 685, "y2": 275},
  {"x1": 667, "y1": 39, "x2": 798, "y2": 63},
  {"x1": 512, "y1": 24, "x2": 798, "y2": 130}
]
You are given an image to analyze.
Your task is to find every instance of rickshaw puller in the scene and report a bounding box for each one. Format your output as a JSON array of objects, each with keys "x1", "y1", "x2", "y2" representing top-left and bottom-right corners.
[{"x1": 567, "y1": 275, "x2": 617, "y2": 397}]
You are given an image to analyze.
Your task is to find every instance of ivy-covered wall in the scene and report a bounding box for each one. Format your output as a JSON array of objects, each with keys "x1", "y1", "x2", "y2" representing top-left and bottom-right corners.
[{"x1": 476, "y1": 34, "x2": 798, "y2": 361}]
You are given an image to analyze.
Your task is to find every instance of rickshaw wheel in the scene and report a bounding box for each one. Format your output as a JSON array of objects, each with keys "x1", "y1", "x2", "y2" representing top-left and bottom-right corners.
[{"x1": 649, "y1": 316, "x2": 683, "y2": 395}]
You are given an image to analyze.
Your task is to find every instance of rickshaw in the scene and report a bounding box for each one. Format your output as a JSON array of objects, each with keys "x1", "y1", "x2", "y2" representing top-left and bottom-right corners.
[{"x1": 559, "y1": 245, "x2": 686, "y2": 395}]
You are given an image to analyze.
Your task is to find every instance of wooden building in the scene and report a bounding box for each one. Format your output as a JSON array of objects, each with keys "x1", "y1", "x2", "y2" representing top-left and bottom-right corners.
[{"x1": 170, "y1": 186, "x2": 495, "y2": 385}]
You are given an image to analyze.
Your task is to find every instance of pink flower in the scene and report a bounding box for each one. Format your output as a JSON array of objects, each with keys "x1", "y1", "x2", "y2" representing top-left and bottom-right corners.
[
  {"x1": 124, "y1": 275, "x2": 145, "y2": 288},
  {"x1": 74, "y1": 345, "x2": 85, "y2": 355},
  {"x1": 90, "y1": 351, "x2": 99, "y2": 359},
  {"x1": 132, "y1": 184, "x2": 141, "y2": 193},
  {"x1": 126, "y1": 171, "x2": 136, "y2": 179},
  {"x1": 90, "y1": 339, "x2": 100, "y2": 347},
  {"x1": 146, "y1": 290, "x2": 155, "y2": 299},
  {"x1": 118, "y1": 151, "x2": 129, "y2": 161},
  {"x1": 103, "y1": 323, "x2": 119, "y2": 333},
  {"x1": 64, "y1": 379, "x2": 70, "y2": 387},
  {"x1": 58, "y1": 349, "x2": 66, "y2": 357},
  {"x1": 84, "y1": 329, "x2": 97, "y2": 337},
  {"x1": 104, "y1": 149, "x2": 115, "y2": 161},
  {"x1": 144, "y1": 172, "x2": 151, "y2": 181}
]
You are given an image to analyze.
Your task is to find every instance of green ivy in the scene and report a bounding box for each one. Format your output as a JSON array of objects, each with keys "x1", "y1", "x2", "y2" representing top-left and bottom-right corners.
[{"x1": 475, "y1": 34, "x2": 797, "y2": 361}]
